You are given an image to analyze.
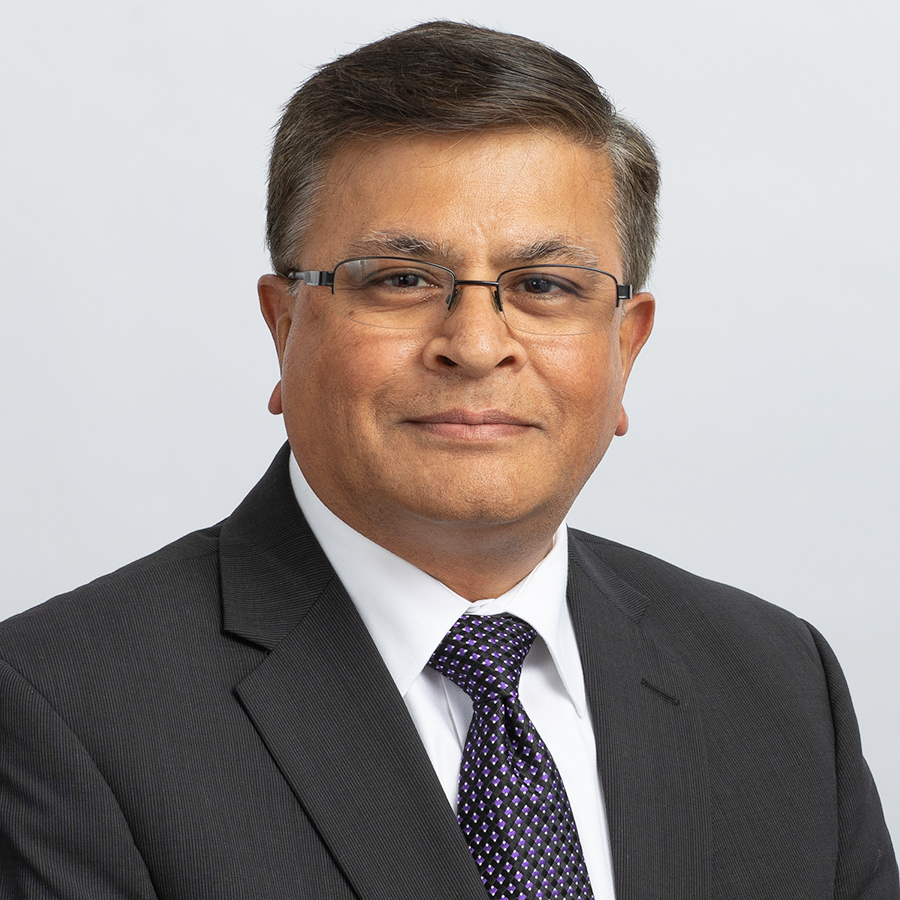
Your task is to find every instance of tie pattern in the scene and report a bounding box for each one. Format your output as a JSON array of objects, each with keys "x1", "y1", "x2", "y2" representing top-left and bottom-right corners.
[{"x1": 428, "y1": 614, "x2": 594, "y2": 900}]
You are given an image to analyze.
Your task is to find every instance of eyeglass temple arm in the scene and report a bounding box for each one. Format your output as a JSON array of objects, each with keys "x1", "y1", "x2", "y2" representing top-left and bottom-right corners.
[
  {"x1": 286, "y1": 270, "x2": 335, "y2": 287},
  {"x1": 616, "y1": 284, "x2": 632, "y2": 305}
]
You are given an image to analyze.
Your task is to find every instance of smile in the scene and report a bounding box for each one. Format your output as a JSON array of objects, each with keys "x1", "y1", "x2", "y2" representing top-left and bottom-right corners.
[{"x1": 408, "y1": 409, "x2": 535, "y2": 441}]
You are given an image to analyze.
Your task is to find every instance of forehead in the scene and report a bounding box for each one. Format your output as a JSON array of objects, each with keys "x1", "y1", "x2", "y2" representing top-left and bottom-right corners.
[{"x1": 304, "y1": 131, "x2": 621, "y2": 272}]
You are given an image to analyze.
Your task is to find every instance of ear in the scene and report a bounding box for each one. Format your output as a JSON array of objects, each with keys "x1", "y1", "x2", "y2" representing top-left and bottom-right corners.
[
  {"x1": 258, "y1": 275, "x2": 295, "y2": 361},
  {"x1": 258, "y1": 274, "x2": 295, "y2": 416},
  {"x1": 615, "y1": 291, "x2": 655, "y2": 437},
  {"x1": 618, "y1": 291, "x2": 655, "y2": 375}
]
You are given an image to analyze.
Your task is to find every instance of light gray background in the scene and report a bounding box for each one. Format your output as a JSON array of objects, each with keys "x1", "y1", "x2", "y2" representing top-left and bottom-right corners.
[{"x1": 3, "y1": 0, "x2": 898, "y2": 845}]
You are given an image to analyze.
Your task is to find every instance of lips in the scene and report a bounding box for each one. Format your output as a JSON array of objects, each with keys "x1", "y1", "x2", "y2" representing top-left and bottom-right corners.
[
  {"x1": 408, "y1": 408, "x2": 535, "y2": 440},
  {"x1": 411, "y1": 408, "x2": 531, "y2": 427}
]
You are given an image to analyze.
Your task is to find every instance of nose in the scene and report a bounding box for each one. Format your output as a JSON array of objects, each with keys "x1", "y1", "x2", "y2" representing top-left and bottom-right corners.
[{"x1": 423, "y1": 281, "x2": 526, "y2": 378}]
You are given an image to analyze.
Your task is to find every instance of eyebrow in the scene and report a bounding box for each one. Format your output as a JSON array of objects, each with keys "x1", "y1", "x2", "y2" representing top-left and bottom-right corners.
[
  {"x1": 343, "y1": 232, "x2": 604, "y2": 270},
  {"x1": 345, "y1": 232, "x2": 445, "y2": 259},
  {"x1": 510, "y1": 240, "x2": 602, "y2": 269}
]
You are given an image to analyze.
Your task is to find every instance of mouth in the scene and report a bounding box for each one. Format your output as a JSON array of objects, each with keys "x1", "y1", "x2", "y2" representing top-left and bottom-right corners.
[{"x1": 408, "y1": 408, "x2": 535, "y2": 441}]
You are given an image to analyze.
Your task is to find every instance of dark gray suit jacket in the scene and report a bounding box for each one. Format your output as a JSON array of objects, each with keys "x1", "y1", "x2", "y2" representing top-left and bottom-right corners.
[{"x1": 1, "y1": 445, "x2": 896, "y2": 899}]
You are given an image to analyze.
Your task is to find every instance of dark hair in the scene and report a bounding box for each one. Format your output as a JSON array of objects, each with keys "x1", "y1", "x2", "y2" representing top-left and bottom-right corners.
[{"x1": 266, "y1": 21, "x2": 660, "y2": 289}]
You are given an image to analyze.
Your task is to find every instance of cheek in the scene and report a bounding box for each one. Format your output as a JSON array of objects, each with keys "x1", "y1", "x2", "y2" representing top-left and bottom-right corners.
[
  {"x1": 534, "y1": 335, "x2": 621, "y2": 419},
  {"x1": 282, "y1": 315, "x2": 424, "y2": 427},
  {"x1": 537, "y1": 336, "x2": 624, "y2": 481}
]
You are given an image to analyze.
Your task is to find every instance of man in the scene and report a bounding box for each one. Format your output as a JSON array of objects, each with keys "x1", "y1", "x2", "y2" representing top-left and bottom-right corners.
[{"x1": 0, "y1": 20, "x2": 895, "y2": 900}]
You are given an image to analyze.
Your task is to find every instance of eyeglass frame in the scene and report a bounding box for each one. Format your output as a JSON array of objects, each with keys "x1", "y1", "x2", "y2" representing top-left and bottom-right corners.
[{"x1": 284, "y1": 256, "x2": 633, "y2": 327}]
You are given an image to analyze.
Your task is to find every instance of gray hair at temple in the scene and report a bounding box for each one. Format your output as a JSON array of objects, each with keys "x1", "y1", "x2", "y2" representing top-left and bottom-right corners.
[{"x1": 266, "y1": 21, "x2": 660, "y2": 291}]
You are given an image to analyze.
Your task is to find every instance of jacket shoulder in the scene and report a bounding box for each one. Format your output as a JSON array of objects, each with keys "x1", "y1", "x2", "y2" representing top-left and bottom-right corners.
[
  {"x1": 0, "y1": 524, "x2": 225, "y2": 677},
  {"x1": 567, "y1": 527, "x2": 816, "y2": 658}
]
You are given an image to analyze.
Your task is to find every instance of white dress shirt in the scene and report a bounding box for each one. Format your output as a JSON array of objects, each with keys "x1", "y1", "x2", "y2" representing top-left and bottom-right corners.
[{"x1": 289, "y1": 454, "x2": 615, "y2": 898}]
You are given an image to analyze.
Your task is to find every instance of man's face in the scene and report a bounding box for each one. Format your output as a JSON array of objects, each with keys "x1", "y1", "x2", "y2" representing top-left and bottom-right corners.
[{"x1": 260, "y1": 131, "x2": 654, "y2": 548}]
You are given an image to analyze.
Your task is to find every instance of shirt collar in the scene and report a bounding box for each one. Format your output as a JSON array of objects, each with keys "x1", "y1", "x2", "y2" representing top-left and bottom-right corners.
[{"x1": 288, "y1": 452, "x2": 588, "y2": 717}]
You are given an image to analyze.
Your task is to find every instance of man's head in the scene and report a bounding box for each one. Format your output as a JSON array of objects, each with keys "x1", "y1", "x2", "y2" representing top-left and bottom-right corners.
[
  {"x1": 266, "y1": 21, "x2": 659, "y2": 292},
  {"x1": 259, "y1": 23, "x2": 657, "y2": 598}
]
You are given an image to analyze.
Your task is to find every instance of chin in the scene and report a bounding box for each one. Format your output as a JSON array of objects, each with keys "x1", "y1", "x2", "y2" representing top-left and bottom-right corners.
[{"x1": 399, "y1": 475, "x2": 563, "y2": 530}]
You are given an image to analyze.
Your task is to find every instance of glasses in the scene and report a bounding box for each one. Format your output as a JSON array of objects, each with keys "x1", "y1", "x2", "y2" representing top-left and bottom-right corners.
[{"x1": 285, "y1": 257, "x2": 632, "y2": 336}]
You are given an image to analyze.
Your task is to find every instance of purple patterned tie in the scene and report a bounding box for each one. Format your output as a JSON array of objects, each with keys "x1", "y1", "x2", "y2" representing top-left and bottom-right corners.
[{"x1": 428, "y1": 614, "x2": 594, "y2": 900}]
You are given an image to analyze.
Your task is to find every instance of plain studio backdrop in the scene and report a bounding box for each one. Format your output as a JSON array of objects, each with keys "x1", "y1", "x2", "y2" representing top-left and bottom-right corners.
[{"x1": 2, "y1": 0, "x2": 898, "y2": 844}]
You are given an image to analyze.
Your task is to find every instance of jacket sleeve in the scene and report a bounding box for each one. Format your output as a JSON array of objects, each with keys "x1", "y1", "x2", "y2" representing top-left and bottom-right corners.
[
  {"x1": 0, "y1": 659, "x2": 159, "y2": 900},
  {"x1": 804, "y1": 623, "x2": 899, "y2": 899}
]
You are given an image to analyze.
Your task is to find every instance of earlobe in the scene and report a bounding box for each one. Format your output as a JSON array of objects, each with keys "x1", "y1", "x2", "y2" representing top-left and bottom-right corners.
[
  {"x1": 268, "y1": 380, "x2": 284, "y2": 416},
  {"x1": 615, "y1": 406, "x2": 629, "y2": 436}
]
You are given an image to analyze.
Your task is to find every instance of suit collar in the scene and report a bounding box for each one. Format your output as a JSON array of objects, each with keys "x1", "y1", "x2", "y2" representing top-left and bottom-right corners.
[
  {"x1": 219, "y1": 443, "x2": 333, "y2": 649},
  {"x1": 567, "y1": 527, "x2": 651, "y2": 625}
]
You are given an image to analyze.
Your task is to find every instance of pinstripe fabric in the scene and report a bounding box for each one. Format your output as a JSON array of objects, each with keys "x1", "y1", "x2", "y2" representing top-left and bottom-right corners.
[{"x1": 0, "y1": 444, "x2": 896, "y2": 899}]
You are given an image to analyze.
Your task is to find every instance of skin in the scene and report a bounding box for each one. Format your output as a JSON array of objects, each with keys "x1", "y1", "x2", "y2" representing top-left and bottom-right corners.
[{"x1": 259, "y1": 131, "x2": 654, "y2": 600}]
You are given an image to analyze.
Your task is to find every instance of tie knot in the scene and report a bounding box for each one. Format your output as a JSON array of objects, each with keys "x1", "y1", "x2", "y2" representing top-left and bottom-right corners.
[{"x1": 428, "y1": 614, "x2": 536, "y2": 704}]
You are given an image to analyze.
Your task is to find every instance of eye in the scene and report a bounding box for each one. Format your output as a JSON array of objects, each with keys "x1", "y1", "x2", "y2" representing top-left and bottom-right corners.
[
  {"x1": 518, "y1": 274, "x2": 564, "y2": 294},
  {"x1": 341, "y1": 259, "x2": 446, "y2": 293},
  {"x1": 382, "y1": 271, "x2": 433, "y2": 289},
  {"x1": 506, "y1": 270, "x2": 581, "y2": 298}
]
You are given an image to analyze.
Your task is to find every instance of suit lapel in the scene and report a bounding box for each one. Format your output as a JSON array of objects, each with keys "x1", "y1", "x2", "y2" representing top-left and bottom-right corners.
[
  {"x1": 220, "y1": 445, "x2": 485, "y2": 900},
  {"x1": 234, "y1": 578, "x2": 487, "y2": 900},
  {"x1": 568, "y1": 534, "x2": 710, "y2": 900}
]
